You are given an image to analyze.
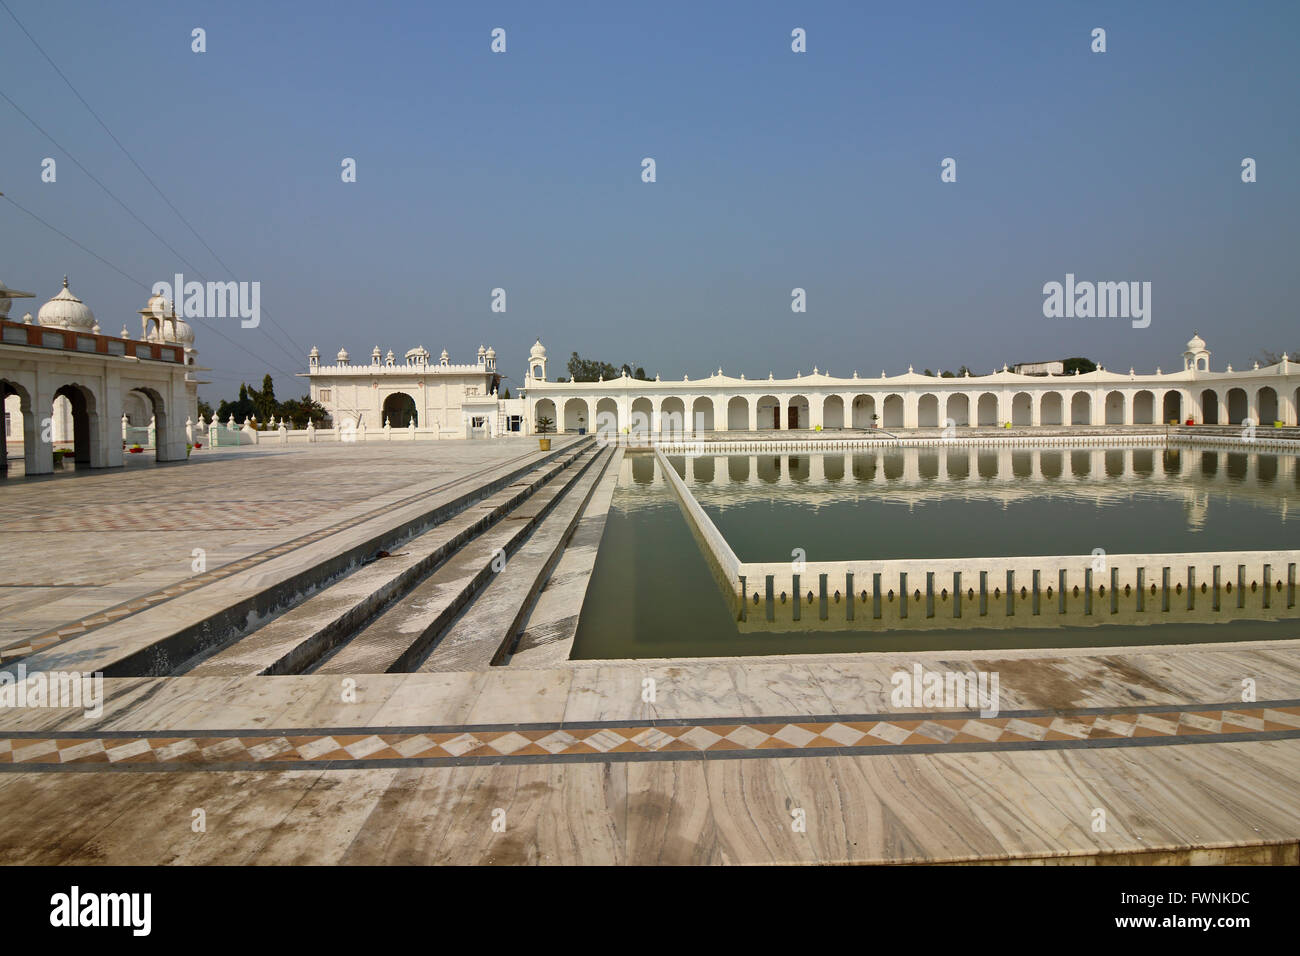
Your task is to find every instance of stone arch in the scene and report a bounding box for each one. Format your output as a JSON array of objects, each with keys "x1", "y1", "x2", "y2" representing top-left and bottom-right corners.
[
  {"x1": 1132, "y1": 390, "x2": 1155, "y2": 425},
  {"x1": 1226, "y1": 387, "x2": 1248, "y2": 425},
  {"x1": 946, "y1": 393, "x2": 970, "y2": 427},
  {"x1": 1, "y1": 378, "x2": 37, "y2": 475},
  {"x1": 1040, "y1": 392, "x2": 1064, "y2": 426},
  {"x1": 1104, "y1": 390, "x2": 1125, "y2": 425},
  {"x1": 917, "y1": 393, "x2": 940, "y2": 428},
  {"x1": 127, "y1": 385, "x2": 178, "y2": 462},
  {"x1": 52, "y1": 381, "x2": 102, "y2": 467},
  {"x1": 1200, "y1": 388, "x2": 1219, "y2": 424},
  {"x1": 1258, "y1": 386, "x2": 1278, "y2": 424},
  {"x1": 382, "y1": 391, "x2": 418, "y2": 428},
  {"x1": 691, "y1": 396, "x2": 715, "y2": 432},
  {"x1": 534, "y1": 398, "x2": 557, "y2": 432},
  {"x1": 562, "y1": 397, "x2": 590, "y2": 433},
  {"x1": 850, "y1": 394, "x2": 875, "y2": 428},
  {"x1": 726, "y1": 396, "x2": 749, "y2": 430},
  {"x1": 594, "y1": 397, "x2": 618, "y2": 435},
  {"x1": 1011, "y1": 391, "x2": 1033, "y2": 426},
  {"x1": 756, "y1": 395, "x2": 780, "y2": 430},
  {"x1": 1070, "y1": 391, "x2": 1092, "y2": 425},
  {"x1": 630, "y1": 397, "x2": 652, "y2": 437},
  {"x1": 660, "y1": 396, "x2": 685, "y2": 435},
  {"x1": 822, "y1": 395, "x2": 845, "y2": 429},
  {"x1": 882, "y1": 394, "x2": 904, "y2": 428},
  {"x1": 1162, "y1": 390, "x2": 1183, "y2": 424},
  {"x1": 976, "y1": 392, "x2": 998, "y2": 426},
  {"x1": 786, "y1": 394, "x2": 809, "y2": 429}
]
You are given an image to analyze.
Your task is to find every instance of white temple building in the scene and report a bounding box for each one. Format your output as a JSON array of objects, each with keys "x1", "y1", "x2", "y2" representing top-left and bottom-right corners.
[
  {"x1": 2, "y1": 277, "x2": 200, "y2": 473},
  {"x1": 302, "y1": 342, "x2": 526, "y2": 438}
]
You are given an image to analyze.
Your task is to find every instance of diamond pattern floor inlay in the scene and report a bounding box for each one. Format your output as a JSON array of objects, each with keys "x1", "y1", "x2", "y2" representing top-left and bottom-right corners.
[{"x1": 3, "y1": 702, "x2": 1297, "y2": 772}]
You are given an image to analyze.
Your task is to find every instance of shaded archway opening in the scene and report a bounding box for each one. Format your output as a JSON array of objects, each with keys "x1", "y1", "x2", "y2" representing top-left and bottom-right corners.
[
  {"x1": 1162, "y1": 391, "x2": 1182, "y2": 424},
  {"x1": 660, "y1": 397, "x2": 685, "y2": 435},
  {"x1": 629, "y1": 397, "x2": 652, "y2": 437},
  {"x1": 382, "y1": 392, "x2": 418, "y2": 428},
  {"x1": 2, "y1": 379, "x2": 35, "y2": 475},
  {"x1": 977, "y1": 392, "x2": 998, "y2": 426},
  {"x1": 692, "y1": 397, "x2": 715, "y2": 432},
  {"x1": 917, "y1": 394, "x2": 939, "y2": 428},
  {"x1": 945, "y1": 393, "x2": 970, "y2": 427},
  {"x1": 1070, "y1": 392, "x2": 1092, "y2": 425},
  {"x1": 1226, "y1": 388, "x2": 1248, "y2": 425},
  {"x1": 129, "y1": 386, "x2": 171, "y2": 461},
  {"x1": 786, "y1": 395, "x2": 809, "y2": 430},
  {"x1": 882, "y1": 394, "x2": 904, "y2": 428},
  {"x1": 756, "y1": 395, "x2": 779, "y2": 430},
  {"x1": 822, "y1": 395, "x2": 845, "y2": 429},
  {"x1": 562, "y1": 397, "x2": 589, "y2": 433},
  {"x1": 53, "y1": 383, "x2": 98, "y2": 466},
  {"x1": 533, "y1": 398, "x2": 557, "y2": 433},
  {"x1": 595, "y1": 397, "x2": 618, "y2": 435},
  {"x1": 726, "y1": 396, "x2": 749, "y2": 430},
  {"x1": 1011, "y1": 392, "x2": 1033, "y2": 426},
  {"x1": 851, "y1": 395, "x2": 875, "y2": 428},
  {"x1": 1040, "y1": 392, "x2": 1063, "y2": 426},
  {"x1": 1104, "y1": 390, "x2": 1125, "y2": 425},
  {"x1": 1132, "y1": 390, "x2": 1155, "y2": 425},
  {"x1": 1258, "y1": 387, "x2": 1278, "y2": 424},
  {"x1": 1200, "y1": 389, "x2": 1219, "y2": 425}
]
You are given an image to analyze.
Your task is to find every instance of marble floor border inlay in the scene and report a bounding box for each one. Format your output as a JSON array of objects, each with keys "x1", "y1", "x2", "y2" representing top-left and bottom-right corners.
[{"x1": 2, "y1": 702, "x2": 1297, "y2": 773}]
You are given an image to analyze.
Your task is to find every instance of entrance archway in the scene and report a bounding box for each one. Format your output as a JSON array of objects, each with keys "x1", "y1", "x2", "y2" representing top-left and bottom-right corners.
[
  {"x1": 822, "y1": 395, "x2": 845, "y2": 429},
  {"x1": 692, "y1": 396, "x2": 715, "y2": 432},
  {"x1": 562, "y1": 397, "x2": 589, "y2": 433},
  {"x1": 382, "y1": 392, "x2": 418, "y2": 428},
  {"x1": 53, "y1": 383, "x2": 100, "y2": 467},
  {"x1": 727, "y1": 396, "x2": 749, "y2": 430},
  {"x1": 1200, "y1": 389, "x2": 1219, "y2": 424},
  {"x1": 977, "y1": 392, "x2": 998, "y2": 426},
  {"x1": 786, "y1": 395, "x2": 808, "y2": 429}
]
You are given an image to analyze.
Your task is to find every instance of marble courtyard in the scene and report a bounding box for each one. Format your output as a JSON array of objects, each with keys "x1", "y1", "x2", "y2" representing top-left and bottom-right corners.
[{"x1": 1, "y1": 435, "x2": 1299, "y2": 864}]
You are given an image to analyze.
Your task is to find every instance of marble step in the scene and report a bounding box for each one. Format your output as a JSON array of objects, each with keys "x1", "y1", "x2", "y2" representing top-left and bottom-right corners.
[
  {"x1": 182, "y1": 443, "x2": 593, "y2": 676},
  {"x1": 312, "y1": 446, "x2": 609, "y2": 675},
  {"x1": 416, "y1": 445, "x2": 617, "y2": 672}
]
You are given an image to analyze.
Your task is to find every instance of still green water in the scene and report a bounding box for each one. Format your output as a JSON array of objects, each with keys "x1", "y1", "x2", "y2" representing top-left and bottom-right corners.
[{"x1": 571, "y1": 448, "x2": 1300, "y2": 659}]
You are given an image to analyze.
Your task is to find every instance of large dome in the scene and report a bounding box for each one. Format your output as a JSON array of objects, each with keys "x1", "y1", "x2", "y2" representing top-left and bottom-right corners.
[{"x1": 37, "y1": 277, "x2": 95, "y2": 332}]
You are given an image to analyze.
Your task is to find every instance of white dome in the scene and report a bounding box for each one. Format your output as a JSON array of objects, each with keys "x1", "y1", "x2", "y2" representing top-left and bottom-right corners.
[
  {"x1": 1186, "y1": 331, "x2": 1207, "y2": 352},
  {"x1": 529, "y1": 338, "x2": 547, "y2": 359},
  {"x1": 485, "y1": 346, "x2": 496, "y2": 358},
  {"x1": 337, "y1": 347, "x2": 349, "y2": 362},
  {"x1": 38, "y1": 277, "x2": 95, "y2": 332},
  {"x1": 171, "y1": 315, "x2": 195, "y2": 346}
]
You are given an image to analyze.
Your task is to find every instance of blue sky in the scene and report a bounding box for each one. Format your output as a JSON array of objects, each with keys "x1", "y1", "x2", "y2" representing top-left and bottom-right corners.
[{"x1": 2, "y1": 0, "x2": 1297, "y2": 402}]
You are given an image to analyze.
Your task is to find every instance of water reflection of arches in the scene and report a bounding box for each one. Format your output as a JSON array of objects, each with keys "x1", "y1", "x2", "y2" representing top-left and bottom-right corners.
[{"x1": 382, "y1": 391, "x2": 418, "y2": 428}]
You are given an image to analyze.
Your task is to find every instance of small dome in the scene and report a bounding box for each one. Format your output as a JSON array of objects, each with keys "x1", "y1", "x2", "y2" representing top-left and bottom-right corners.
[
  {"x1": 309, "y1": 345, "x2": 320, "y2": 357},
  {"x1": 485, "y1": 346, "x2": 496, "y2": 359},
  {"x1": 529, "y1": 338, "x2": 547, "y2": 359},
  {"x1": 144, "y1": 292, "x2": 171, "y2": 318},
  {"x1": 477, "y1": 344, "x2": 486, "y2": 357},
  {"x1": 38, "y1": 277, "x2": 95, "y2": 332},
  {"x1": 440, "y1": 349, "x2": 449, "y2": 364},
  {"x1": 337, "y1": 347, "x2": 349, "y2": 362},
  {"x1": 1186, "y1": 331, "x2": 1207, "y2": 352}
]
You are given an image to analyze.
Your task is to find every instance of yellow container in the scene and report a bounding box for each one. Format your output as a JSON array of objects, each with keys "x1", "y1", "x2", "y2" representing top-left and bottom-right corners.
[{"x1": 538, "y1": 437, "x2": 552, "y2": 451}]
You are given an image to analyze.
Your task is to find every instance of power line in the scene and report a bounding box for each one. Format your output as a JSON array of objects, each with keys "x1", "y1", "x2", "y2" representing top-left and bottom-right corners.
[
  {"x1": 1, "y1": 192, "x2": 306, "y2": 385},
  {"x1": 0, "y1": 0, "x2": 311, "y2": 361}
]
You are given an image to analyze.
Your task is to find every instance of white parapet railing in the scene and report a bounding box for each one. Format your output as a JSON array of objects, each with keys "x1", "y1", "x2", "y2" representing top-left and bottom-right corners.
[{"x1": 652, "y1": 445, "x2": 1300, "y2": 630}]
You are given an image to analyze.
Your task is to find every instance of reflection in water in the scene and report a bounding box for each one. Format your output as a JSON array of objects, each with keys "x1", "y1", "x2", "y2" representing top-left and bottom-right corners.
[
  {"x1": 573, "y1": 463, "x2": 1300, "y2": 660},
  {"x1": 627, "y1": 446, "x2": 1298, "y2": 562}
]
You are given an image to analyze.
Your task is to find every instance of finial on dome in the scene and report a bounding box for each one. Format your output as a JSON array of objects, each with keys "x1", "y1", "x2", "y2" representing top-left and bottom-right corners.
[{"x1": 62, "y1": 275, "x2": 68, "y2": 288}]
